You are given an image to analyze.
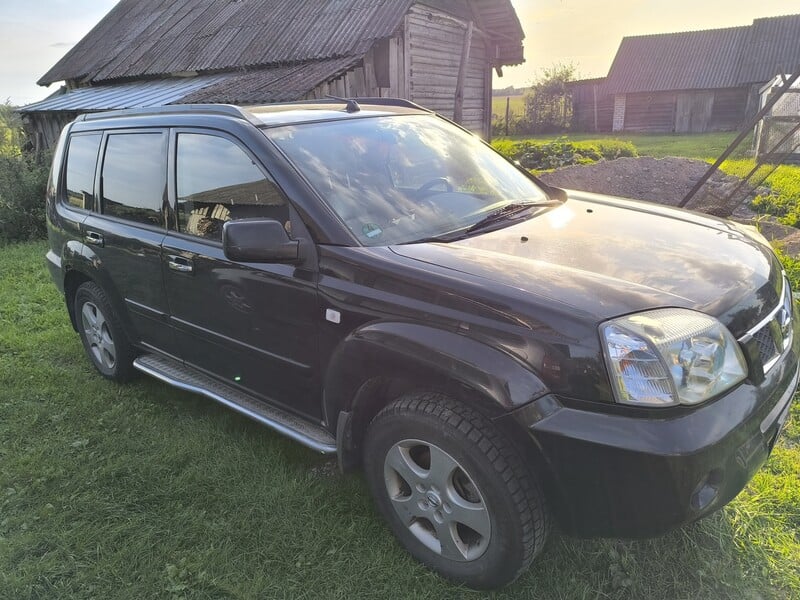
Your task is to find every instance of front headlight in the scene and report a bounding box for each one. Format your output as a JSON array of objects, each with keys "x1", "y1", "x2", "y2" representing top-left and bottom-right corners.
[{"x1": 601, "y1": 309, "x2": 748, "y2": 407}]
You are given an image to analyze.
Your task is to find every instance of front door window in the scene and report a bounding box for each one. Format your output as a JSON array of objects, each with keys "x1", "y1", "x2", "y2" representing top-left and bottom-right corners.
[{"x1": 176, "y1": 133, "x2": 289, "y2": 240}]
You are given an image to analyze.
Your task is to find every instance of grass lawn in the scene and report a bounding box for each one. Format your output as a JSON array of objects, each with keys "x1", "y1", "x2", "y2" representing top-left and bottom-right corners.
[
  {"x1": 505, "y1": 131, "x2": 748, "y2": 161},
  {"x1": 1, "y1": 240, "x2": 799, "y2": 599}
]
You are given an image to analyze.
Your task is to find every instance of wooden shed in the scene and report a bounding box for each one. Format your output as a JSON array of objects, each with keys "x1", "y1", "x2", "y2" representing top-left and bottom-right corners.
[
  {"x1": 570, "y1": 13, "x2": 800, "y2": 133},
  {"x1": 21, "y1": 0, "x2": 525, "y2": 150}
]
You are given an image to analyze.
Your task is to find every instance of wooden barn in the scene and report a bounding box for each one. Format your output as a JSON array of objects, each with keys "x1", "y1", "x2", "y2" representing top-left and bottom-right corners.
[
  {"x1": 21, "y1": 0, "x2": 525, "y2": 150},
  {"x1": 570, "y1": 13, "x2": 800, "y2": 133}
]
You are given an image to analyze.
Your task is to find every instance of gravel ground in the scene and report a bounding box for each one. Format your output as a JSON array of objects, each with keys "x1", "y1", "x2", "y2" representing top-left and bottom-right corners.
[
  {"x1": 538, "y1": 156, "x2": 744, "y2": 209},
  {"x1": 538, "y1": 156, "x2": 800, "y2": 254}
]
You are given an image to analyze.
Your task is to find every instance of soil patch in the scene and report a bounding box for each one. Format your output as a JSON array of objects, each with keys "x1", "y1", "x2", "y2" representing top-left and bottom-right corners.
[
  {"x1": 538, "y1": 156, "x2": 753, "y2": 217},
  {"x1": 538, "y1": 156, "x2": 800, "y2": 254}
]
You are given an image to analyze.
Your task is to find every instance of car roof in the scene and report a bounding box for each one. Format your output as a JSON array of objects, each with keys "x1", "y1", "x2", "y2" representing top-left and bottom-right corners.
[
  {"x1": 76, "y1": 99, "x2": 431, "y2": 129},
  {"x1": 247, "y1": 103, "x2": 428, "y2": 127}
]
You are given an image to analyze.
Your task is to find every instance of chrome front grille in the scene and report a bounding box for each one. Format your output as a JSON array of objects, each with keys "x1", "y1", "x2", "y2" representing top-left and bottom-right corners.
[
  {"x1": 752, "y1": 319, "x2": 782, "y2": 369},
  {"x1": 741, "y1": 277, "x2": 794, "y2": 374}
]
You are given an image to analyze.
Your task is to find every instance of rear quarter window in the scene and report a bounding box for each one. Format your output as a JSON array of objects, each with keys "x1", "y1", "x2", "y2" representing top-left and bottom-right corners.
[{"x1": 64, "y1": 134, "x2": 102, "y2": 210}]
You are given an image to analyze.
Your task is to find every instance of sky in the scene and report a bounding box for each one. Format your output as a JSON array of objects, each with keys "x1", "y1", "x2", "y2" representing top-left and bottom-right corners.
[{"x1": 1, "y1": 0, "x2": 800, "y2": 106}]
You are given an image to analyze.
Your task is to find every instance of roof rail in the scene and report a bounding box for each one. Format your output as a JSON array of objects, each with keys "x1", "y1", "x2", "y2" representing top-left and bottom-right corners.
[
  {"x1": 355, "y1": 97, "x2": 432, "y2": 112},
  {"x1": 79, "y1": 104, "x2": 258, "y2": 124},
  {"x1": 285, "y1": 97, "x2": 431, "y2": 112}
]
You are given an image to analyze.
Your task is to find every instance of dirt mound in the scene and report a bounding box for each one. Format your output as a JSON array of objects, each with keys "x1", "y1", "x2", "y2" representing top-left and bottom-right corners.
[
  {"x1": 537, "y1": 156, "x2": 800, "y2": 254},
  {"x1": 538, "y1": 156, "x2": 752, "y2": 216}
]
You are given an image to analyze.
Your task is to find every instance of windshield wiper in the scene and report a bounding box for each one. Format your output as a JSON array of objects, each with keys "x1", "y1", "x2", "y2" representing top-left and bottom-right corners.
[
  {"x1": 406, "y1": 201, "x2": 559, "y2": 244},
  {"x1": 464, "y1": 201, "x2": 556, "y2": 235}
]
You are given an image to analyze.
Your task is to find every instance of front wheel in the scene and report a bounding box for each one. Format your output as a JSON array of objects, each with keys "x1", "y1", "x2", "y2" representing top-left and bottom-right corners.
[
  {"x1": 74, "y1": 281, "x2": 136, "y2": 382},
  {"x1": 363, "y1": 393, "x2": 550, "y2": 589}
]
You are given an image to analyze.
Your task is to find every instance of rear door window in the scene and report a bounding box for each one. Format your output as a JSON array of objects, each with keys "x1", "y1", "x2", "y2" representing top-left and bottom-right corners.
[
  {"x1": 64, "y1": 134, "x2": 102, "y2": 210},
  {"x1": 101, "y1": 132, "x2": 167, "y2": 227}
]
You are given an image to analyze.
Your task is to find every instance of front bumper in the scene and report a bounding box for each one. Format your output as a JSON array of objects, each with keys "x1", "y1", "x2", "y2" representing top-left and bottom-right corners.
[{"x1": 506, "y1": 347, "x2": 799, "y2": 538}]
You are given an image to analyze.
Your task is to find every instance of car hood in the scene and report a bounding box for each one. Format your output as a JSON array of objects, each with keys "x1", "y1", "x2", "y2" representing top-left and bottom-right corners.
[{"x1": 390, "y1": 191, "x2": 782, "y2": 337}]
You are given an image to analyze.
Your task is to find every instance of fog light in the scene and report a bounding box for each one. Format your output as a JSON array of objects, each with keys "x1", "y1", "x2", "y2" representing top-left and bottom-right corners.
[{"x1": 690, "y1": 469, "x2": 723, "y2": 512}]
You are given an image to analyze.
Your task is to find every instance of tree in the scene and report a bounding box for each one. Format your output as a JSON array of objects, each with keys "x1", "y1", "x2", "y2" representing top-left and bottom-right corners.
[
  {"x1": 0, "y1": 102, "x2": 24, "y2": 158},
  {"x1": 525, "y1": 63, "x2": 577, "y2": 134},
  {"x1": 0, "y1": 102, "x2": 49, "y2": 243}
]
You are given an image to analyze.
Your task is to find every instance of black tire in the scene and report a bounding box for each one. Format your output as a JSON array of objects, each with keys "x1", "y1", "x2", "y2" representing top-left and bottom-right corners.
[
  {"x1": 363, "y1": 392, "x2": 550, "y2": 589},
  {"x1": 74, "y1": 281, "x2": 136, "y2": 382}
]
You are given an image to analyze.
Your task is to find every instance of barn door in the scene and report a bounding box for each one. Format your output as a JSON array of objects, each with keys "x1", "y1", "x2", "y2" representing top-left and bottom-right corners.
[{"x1": 676, "y1": 92, "x2": 715, "y2": 133}]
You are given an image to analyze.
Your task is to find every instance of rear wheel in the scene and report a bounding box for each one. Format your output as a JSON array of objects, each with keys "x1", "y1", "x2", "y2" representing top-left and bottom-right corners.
[
  {"x1": 363, "y1": 392, "x2": 550, "y2": 589},
  {"x1": 75, "y1": 282, "x2": 136, "y2": 382}
]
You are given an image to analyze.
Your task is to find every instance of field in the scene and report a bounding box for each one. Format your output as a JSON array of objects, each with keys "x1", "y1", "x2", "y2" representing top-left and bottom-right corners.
[
  {"x1": 492, "y1": 94, "x2": 527, "y2": 119},
  {"x1": 1, "y1": 236, "x2": 799, "y2": 599}
]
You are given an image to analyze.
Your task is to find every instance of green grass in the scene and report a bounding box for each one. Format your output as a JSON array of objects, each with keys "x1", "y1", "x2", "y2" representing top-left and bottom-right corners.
[
  {"x1": 503, "y1": 131, "x2": 751, "y2": 161},
  {"x1": 1, "y1": 241, "x2": 800, "y2": 599},
  {"x1": 718, "y1": 159, "x2": 800, "y2": 227},
  {"x1": 492, "y1": 95, "x2": 527, "y2": 118}
]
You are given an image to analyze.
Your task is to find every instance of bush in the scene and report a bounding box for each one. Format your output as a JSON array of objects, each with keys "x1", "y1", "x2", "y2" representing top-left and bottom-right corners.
[
  {"x1": 589, "y1": 140, "x2": 639, "y2": 160},
  {"x1": 491, "y1": 137, "x2": 638, "y2": 171},
  {"x1": 0, "y1": 153, "x2": 50, "y2": 244},
  {"x1": 0, "y1": 104, "x2": 49, "y2": 244},
  {"x1": 492, "y1": 115, "x2": 534, "y2": 138}
]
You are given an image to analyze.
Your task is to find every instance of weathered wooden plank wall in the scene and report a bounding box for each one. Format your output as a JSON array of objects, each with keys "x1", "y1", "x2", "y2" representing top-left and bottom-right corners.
[
  {"x1": 20, "y1": 112, "x2": 77, "y2": 155},
  {"x1": 624, "y1": 92, "x2": 677, "y2": 132},
  {"x1": 709, "y1": 88, "x2": 748, "y2": 131},
  {"x1": 570, "y1": 81, "x2": 614, "y2": 132},
  {"x1": 306, "y1": 47, "x2": 384, "y2": 101},
  {"x1": 405, "y1": 5, "x2": 488, "y2": 134}
]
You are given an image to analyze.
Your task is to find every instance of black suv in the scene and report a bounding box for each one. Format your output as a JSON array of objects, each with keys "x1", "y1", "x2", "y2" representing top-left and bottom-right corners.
[{"x1": 46, "y1": 100, "x2": 798, "y2": 589}]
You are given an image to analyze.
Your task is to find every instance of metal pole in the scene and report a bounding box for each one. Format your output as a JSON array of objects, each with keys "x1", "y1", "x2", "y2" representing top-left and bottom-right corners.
[
  {"x1": 678, "y1": 65, "x2": 800, "y2": 208},
  {"x1": 505, "y1": 96, "x2": 510, "y2": 137}
]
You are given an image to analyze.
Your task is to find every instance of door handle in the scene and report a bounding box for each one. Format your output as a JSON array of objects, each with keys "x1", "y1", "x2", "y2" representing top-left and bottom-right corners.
[
  {"x1": 84, "y1": 231, "x2": 104, "y2": 246},
  {"x1": 168, "y1": 255, "x2": 194, "y2": 273}
]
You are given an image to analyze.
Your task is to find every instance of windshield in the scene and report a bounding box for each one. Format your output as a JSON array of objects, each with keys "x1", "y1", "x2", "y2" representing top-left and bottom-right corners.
[{"x1": 264, "y1": 115, "x2": 552, "y2": 246}]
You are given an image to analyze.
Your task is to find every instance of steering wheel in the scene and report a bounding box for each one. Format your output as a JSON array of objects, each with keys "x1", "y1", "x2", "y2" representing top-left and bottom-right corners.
[{"x1": 417, "y1": 177, "x2": 454, "y2": 194}]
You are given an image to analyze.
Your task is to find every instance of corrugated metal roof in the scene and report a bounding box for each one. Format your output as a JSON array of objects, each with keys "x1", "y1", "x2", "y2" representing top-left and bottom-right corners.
[
  {"x1": 20, "y1": 57, "x2": 362, "y2": 113},
  {"x1": 602, "y1": 26, "x2": 751, "y2": 94},
  {"x1": 179, "y1": 57, "x2": 364, "y2": 104},
  {"x1": 599, "y1": 13, "x2": 800, "y2": 95},
  {"x1": 737, "y1": 14, "x2": 800, "y2": 84},
  {"x1": 38, "y1": 0, "x2": 524, "y2": 86},
  {"x1": 18, "y1": 74, "x2": 230, "y2": 113}
]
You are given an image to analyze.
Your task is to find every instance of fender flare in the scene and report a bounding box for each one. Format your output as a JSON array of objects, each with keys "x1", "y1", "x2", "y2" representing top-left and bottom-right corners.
[{"x1": 323, "y1": 321, "x2": 549, "y2": 431}]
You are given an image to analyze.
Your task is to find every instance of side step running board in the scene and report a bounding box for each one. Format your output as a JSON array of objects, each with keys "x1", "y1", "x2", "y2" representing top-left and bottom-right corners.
[{"x1": 133, "y1": 354, "x2": 337, "y2": 454}]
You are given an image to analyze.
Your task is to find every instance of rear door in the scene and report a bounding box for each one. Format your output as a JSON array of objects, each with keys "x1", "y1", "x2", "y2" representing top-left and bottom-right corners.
[
  {"x1": 161, "y1": 129, "x2": 321, "y2": 419},
  {"x1": 81, "y1": 129, "x2": 176, "y2": 356}
]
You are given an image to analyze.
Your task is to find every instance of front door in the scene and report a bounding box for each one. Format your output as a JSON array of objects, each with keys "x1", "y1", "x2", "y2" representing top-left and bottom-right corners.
[{"x1": 161, "y1": 130, "x2": 321, "y2": 420}]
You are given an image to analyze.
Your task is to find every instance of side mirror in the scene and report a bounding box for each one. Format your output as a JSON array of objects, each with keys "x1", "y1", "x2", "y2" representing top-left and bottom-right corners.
[{"x1": 222, "y1": 218, "x2": 300, "y2": 263}]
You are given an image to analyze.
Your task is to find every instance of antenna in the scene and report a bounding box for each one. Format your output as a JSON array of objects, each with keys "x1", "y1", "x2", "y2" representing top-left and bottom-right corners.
[{"x1": 325, "y1": 95, "x2": 361, "y2": 114}]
